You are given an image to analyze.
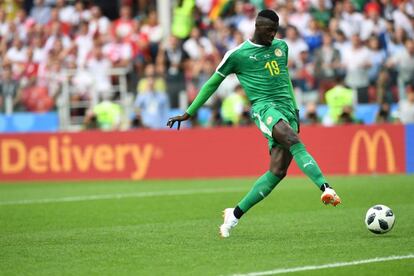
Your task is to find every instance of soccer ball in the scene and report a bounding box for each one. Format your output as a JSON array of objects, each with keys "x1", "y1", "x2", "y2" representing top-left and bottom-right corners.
[{"x1": 365, "y1": 205, "x2": 395, "y2": 234}]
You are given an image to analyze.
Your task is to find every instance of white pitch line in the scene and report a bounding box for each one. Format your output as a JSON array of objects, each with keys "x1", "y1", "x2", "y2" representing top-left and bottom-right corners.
[
  {"x1": 231, "y1": 254, "x2": 414, "y2": 276},
  {"x1": 0, "y1": 187, "x2": 247, "y2": 206}
]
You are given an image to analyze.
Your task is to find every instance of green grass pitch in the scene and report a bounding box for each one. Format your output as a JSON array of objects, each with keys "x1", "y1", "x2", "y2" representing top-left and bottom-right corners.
[{"x1": 1, "y1": 175, "x2": 413, "y2": 275}]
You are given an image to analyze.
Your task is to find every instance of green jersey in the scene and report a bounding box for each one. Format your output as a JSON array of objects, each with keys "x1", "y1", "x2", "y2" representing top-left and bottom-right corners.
[
  {"x1": 185, "y1": 39, "x2": 297, "y2": 117},
  {"x1": 216, "y1": 39, "x2": 296, "y2": 111}
]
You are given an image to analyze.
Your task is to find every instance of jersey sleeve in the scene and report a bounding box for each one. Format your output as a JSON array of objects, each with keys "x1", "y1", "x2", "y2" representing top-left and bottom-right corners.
[
  {"x1": 215, "y1": 49, "x2": 238, "y2": 77},
  {"x1": 186, "y1": 72, "x2": 225, "y2": 116}
]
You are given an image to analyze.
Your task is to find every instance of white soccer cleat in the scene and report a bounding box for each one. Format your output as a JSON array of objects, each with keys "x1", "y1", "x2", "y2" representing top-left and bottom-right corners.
[
  {"x1": 321, "y1": 187, "x2": 341, "y2": 206},
  {"x1": 219, "y1": 208, "x2": 239, "y2": 238}
]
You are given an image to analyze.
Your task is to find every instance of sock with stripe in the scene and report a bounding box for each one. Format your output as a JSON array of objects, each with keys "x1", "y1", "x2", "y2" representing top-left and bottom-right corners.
[
  {"x1": 236, "y1": 171, "x2": 282, "y2": 216},
  {"x1": 289, "y1": 142, "x2": 327, "y2": 189}
]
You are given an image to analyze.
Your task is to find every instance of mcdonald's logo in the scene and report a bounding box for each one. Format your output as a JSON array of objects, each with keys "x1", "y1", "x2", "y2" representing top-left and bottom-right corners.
[{"x1": 349, "y1": 129, "x2": 396, "y2": 174}]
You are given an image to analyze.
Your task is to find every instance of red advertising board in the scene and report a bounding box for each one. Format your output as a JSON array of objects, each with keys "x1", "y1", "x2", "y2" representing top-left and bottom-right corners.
[{"x1": 0, "y1": 124, "x2": 406, "y2": 182}]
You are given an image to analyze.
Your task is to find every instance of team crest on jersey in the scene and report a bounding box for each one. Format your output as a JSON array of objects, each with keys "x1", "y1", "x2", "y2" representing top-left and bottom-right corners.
[
  {"x1": 266, "y1": 116, "x2": 273, "y2": 125},
  {"x1": 274, "y1": 48, "x2": 283, "y2": 57}
]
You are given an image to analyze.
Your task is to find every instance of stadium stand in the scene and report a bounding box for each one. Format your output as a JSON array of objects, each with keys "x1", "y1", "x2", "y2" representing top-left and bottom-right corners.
[{"x1": 0, "y1": 0, "x2": 413, "y2": 131}]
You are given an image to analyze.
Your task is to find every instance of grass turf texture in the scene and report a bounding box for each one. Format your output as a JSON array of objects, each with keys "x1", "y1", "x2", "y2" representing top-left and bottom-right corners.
[{"x1": 1, "y1": 175, "x2": 413, "y2": 276}]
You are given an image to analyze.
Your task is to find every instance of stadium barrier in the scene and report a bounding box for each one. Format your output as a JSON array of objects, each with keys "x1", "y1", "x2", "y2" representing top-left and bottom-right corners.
[
  {"x1": 0, "y1": 124, "x2": 411, "y2": 182},
  {"x1": 0, "y1": 112, "x2": 59, "y2": 133}
]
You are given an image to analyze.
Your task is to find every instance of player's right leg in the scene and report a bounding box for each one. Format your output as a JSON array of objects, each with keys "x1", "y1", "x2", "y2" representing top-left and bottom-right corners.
[
  {"x1": 220, "y1": 147, "x2": 291, "y2": 238},
  {"x1": 219, "y1": 170, "x2": 282, "y2": 238}
]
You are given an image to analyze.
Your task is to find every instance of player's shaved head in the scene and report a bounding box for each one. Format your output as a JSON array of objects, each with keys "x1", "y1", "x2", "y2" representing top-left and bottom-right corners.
[
  {"x1": 257, "y1": 9, "x2": 279, "y2": 24},
  {"x1": 253, "y1": 10, "x2": 279, "y2": 46}
]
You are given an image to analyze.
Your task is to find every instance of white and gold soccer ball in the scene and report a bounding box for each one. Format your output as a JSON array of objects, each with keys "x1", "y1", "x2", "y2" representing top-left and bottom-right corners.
[{"x1": 365, "y1": 205, "x2": 395, "y2": 234}]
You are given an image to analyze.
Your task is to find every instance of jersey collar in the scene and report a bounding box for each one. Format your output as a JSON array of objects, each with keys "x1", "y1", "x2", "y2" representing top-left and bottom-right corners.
[{"x1": 247, "y1": 39, "x2": 266, "y2": 47}]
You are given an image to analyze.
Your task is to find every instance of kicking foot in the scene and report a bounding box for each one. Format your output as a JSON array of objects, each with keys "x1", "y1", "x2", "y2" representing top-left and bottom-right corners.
[
  {"x1": 321, "y1": 188, "x2": 341, "y2": 206},
  {"x1": 219, "y1": 208, "x2": 238, "y2": 238}
]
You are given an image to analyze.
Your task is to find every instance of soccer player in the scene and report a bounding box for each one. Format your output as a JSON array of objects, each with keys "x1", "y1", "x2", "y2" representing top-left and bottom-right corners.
[{"x1": 167, "y1": 9, "x2": 341, "y2": 238}]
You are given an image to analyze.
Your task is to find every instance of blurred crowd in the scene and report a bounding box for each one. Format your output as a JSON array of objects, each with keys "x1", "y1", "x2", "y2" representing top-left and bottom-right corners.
[{"x1": 0, "y1": 0, "x2": 413, "y2": 131}]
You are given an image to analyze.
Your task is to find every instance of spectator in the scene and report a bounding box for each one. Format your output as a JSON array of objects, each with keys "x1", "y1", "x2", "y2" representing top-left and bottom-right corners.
[
  {"x1": 84, "y1": 97, "x2": 122, "y2": 131},
  {"x1": 74, "y1": 21, "x2": 93, "y2": 67},
  {"x1": 87, "y1": 45, "x2": 112, "y2": 97},
  {"x1": 21, "y1": 85, "x2": 54, "y2": 112},
  {"x1": 0, "y1": 9, "x2": 8, "y2": 38},
  {"x1": 237, "y1": 3, "x2": 256, "y2": 40},
  {"x1": 285, "y1": 25, "x2": 309, "y2": 70},
  {"x1": 381, "y1": 0, "x2": 395, "y2": 21},
  {"x1": 376, "y1": 68, "x2": 395, "y2": 104},
  {"x1": 314, "y1": 31, "x2": 341, "y2": 96},
  {"x1": 172, "y1": 0, "x2": 195, "y2": 40},
  {"x1": 338, "y1": 0, "x2": 364, "y2": 38},
  {"x1": 367, "y1": 35, "x2": 387, "y2": 85},
  {"x1": 69, "y1": 1, "x2": 91, "y2": 26},
  {"x1": 332, "y1": 29, "x2": 351, "y2": 59},
  {"x1": 183, "y1": 26, "x2": 215, "y2": 61},
  {"x1": 5, "y1": 37, "x2": 27, "y2": 64},
  {"x1": 157, "y1": 35, "x2": 188, "y2": 108},
  {"x1": 341, "y1": 34, "x2": 371, "y2": 103},
  {"x1": 45, "y1": 8, "x2": 70, "y2": 35},
  {"x1": 2, "y1": 0, "x2": 413, "y2": 130},
  {"x1": 289, "y1": 1, "x2": 311, "y2": 36},
  {"x1": 128, "y1": 19, "x2": 150, "y2": 76},
  {"x1": 325, "y1": 74, "x2": 354, "y2": 125},
  {"x1": 133, "y1": 74, "x2": 169, "y2": 129},
  {"x1": 30, "y1": 0, "x2": 51, "y2": 25},
  {"x1": 137, "y1": 63, "x2": 166, "y2": 95},
  {"x1": 102, "y1": 33, "x2": 133, "y2": 68},
  {"x1": 392, "y1": 1, "x2": 414, "y2": 38},
  {"x1": 19, "y1": 47, "x2": 39, "y2": 86},
  {"x1": 294, "y1": 49, "x2": 318, "y2": 104},
  {"x1": 223, "y1": 28, "x2": 244, "y2": 52},
  {"x1": 55, "y1": 0, "x2": 75, "y2": 25},
  {"x1": 112, "y1": 5, "x2": 134, "y2": 40},
  {"x1": 375, "y1": 102, "x2": 394, "y2": 123},
  {"x1": 303, "y1": 102, "x2": 320, "y2": 125},
  {"x1": 310, "y1": 0, "x2": 331, "y2": 28},
  {"x1": 337, "y1": 105, "x2": 358, "y2": 124},
  {"x1": 31, "y1": 35, "x2": 47, "y2": 64},
  {"x1": 88, "y1": 5, "x2": 110, "y2": 37},
  {"x1": 0, "y1": 66, "x2": 21, "y2": 114},
  {"x1": 303, "y1": 18, "x2": 323, "y2": 54},
  {"x1": 360, "y1": 2, "x2": 387, "y2": 41},
  {"x1": 141, "y1": 10, "x2": 163, "y2": 62},
  {"x1": 387, "y1": 38, "x2": 414, "y2": 101},
  {"x1": 384, "y1": 24, "x2": 407, "y2": 57},
  {"x1": 44, "y1": 21, "x2": 72, "y2": 52},
  {"x1": 221, "y1": 85, "x2": 249, "y2": 126},
  {"x1": 14, "y1": 9, "x2": 31, "y2": 40},
  {"x1": 398, "y1": 85, "x2": 414, "y2": 124},
  {"x1": 45, "y1": 60, "x2": 64, "y2": 99}
]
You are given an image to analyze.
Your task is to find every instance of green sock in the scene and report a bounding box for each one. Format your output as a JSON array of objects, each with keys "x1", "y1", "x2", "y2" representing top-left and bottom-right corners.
[
  {"x1": 238, "y1": 171, "x2": 281, "y2": 213},
  {"x1": 290, "y1": 143, "x2": 327, "y2": 189}
]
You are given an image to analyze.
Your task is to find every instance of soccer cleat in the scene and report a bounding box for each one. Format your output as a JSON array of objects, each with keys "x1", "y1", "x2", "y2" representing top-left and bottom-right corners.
[
  {"x1": 321, "y1": 188, "x2": 341, "y2": 206},
  {"x1": 219, "y1": 208, "x2": 239, "y2": 238}
]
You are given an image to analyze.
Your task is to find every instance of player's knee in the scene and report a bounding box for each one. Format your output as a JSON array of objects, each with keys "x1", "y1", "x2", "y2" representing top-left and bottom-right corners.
[
  {"x1": 272, "y1": 123, "x2": 300, "y2": 148},
  {"x1": 286, "y1": 133, "x2": 300, "y2": 147},
  {"x1": 269, "y1": 168, "x2": 287, "y2": 180}
]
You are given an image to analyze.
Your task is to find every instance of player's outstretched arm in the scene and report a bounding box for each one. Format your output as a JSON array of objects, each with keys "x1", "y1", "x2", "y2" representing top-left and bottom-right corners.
[
  {"x1": 166, "y1": 72, "x2": 225, "y2": 130},
  {"x1": 167, "y1": 113, "x2": 190, "y2": 130}
]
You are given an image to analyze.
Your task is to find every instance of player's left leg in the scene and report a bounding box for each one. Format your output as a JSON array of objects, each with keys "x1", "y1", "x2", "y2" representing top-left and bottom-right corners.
[{"x1": 272, "y1": 120, "x2": 341, "y2": 206}]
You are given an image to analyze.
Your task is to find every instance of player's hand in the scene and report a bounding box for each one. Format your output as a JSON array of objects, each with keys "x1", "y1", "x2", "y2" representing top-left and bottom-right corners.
[
  {"x1": 295, "y1": 109, "x2": 300, "y2": 133},
  {"x1": 167, "y1": 113, "x2": 191, "y2": 130}
]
